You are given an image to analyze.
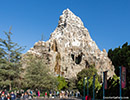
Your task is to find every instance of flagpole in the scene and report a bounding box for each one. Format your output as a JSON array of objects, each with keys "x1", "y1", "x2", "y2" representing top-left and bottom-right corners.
[
  {"x1": 103, "y1": 72, "x2": 105, "y2": 100},
  {"x1": 87, "y1": 77, "x2": 89, "y2": 96},
  {"x1": 120, "y1": 66, "x2": 122, "y2": 100},
  {"x1": 83, "y1": 77, "x2": 86, "y2": 100},
  {"x1": 93, "y1": 74, "x2": 96, "y2": 100}
]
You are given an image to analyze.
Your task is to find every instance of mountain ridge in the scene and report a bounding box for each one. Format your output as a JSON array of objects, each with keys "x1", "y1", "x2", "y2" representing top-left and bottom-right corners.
[{"x1": 25, "y1": 9, "x2": 115, "y2": 79}]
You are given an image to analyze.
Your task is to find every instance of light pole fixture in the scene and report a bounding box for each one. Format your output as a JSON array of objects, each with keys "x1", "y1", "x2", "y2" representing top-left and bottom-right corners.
[
  {"x1": 83, "y1": 77, "x2": 87, "y2": 100},
  {"x1": 119, "y1": 66, "x2": 122, "y2": 100},
  {"x1": 103, "y1": 70, "x2": 108, "y2": 100},
  {"x1": 93, "y1": 74, "x2": 96, "y2": 100},
  {"x1": 87, "y1": 77, "x2": 90, "y2": 96}
]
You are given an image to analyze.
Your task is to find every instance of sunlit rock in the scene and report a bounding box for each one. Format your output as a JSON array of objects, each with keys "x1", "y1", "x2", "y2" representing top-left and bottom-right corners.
[{"x1": 26, "y1": 9, "x2": 115, "y2": 79}]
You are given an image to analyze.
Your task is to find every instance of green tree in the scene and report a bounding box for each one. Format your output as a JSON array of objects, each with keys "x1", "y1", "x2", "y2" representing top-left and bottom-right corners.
[
  {"x1": 108, "y1": 42, "x2": 130, "y2": 97},
  {"x1": 96, "y1": 75, "x2": 120, "y2": 99},
  {"x1": 57, "y1": 76, "x2": 67, "y2": 91},
  {"x1": 67, "y1": 77, "x2": 77, "y2": 91},
  {"x1": 23, "y1": 54, "x2": 58, "y2": 91},
  {"x1": 106, "y1": 75, "x2": 120, "y2": 96},
  {"x1": 0, "y1": 29, "x2": 24, "y2": 90},
  {"x1": 77, "y1": 65, "x2": 102, "y2": 98}
]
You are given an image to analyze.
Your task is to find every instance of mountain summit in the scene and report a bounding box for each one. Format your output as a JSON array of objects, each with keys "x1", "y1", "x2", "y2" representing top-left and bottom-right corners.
[
  {"x1": 26, "y1": 9, "x2": 115, "y2": 78},
  {"x1": 58, "y1": 8, "x2": 84, "y2": 28}
]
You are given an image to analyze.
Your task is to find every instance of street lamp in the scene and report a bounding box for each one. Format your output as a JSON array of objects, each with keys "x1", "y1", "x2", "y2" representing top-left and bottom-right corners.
[
  {"x1": 93, "y1": 74, "x2": 96, "y2": 100},
  {"x1": 87, "y1": 77, "x2": 90, "y2": 96},
  {"x1": 83, "y1": 77, "x2": 87, "y2": 100},
  {"x1": 103, "y1": 71, "x2": 108, "y2": 100}
]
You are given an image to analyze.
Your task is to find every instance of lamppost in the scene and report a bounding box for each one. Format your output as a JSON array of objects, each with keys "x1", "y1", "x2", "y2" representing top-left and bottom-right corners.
[
  {"x1": 103, "y1": 72, "x2": 105, "y2": 100},
  {"x1": 119, "y1": 66, "x2": 122, "y2": 100},
  {"x1": 93, "y1": 74, "x2": 96, "y2": 100},
  {"x1": 83, "y1": 77, "x2": 87, "y2": 100},
  {"x1": 87, "y1": 77, "x2": 90, "y2": 96},
  {"x1": 103, "y1": 71, "x2": 108, "y2": 100}
]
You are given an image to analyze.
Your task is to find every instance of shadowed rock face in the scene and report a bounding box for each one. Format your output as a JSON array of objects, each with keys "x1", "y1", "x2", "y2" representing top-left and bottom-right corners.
[{"x1": 26, "y1": 9, "x2": 115, "y2": 78}]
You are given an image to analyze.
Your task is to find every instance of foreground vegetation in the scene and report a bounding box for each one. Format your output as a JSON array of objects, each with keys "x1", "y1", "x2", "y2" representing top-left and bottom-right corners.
[
  {"x1": 108, "y1": 42, "x2": 130, "y2": 97},
  {"x1": 0, "y1": 29, "x2": 129, "y2": 99}
]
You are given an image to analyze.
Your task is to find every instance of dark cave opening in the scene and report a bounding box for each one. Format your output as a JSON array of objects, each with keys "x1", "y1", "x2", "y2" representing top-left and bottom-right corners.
[
  {"x1": 75, "y1": 54, "x2": 82, "y2": 64},
  {"x1": 85, "y1": 60, "x2": 89, "y2": 68},
  {"x1": 71, "y1": 54, "x2": 74, "y2": 61}
]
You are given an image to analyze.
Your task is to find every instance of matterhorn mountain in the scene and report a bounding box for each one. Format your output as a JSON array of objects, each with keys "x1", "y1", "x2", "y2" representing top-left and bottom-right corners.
[{"x1": 26, "y1": 9, "x2": 115, "y2": 78}]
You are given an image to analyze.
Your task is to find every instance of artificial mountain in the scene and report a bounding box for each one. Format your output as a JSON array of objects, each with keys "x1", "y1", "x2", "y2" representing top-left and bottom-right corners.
[{"x1": 25, "y1": 9, "x2": 115, "y2": 79}]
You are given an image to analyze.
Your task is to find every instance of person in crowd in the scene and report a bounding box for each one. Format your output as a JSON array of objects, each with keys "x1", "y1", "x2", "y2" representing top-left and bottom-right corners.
[
  {"x1": 0, "y1": 91, "x2": 2, "y2": 98},
  {"x1": 60, "y1": 91, "x2": 63, "y2": 98},
  {"x1": 54, "y1": 91, "x2": 56, "y2": 98},
  {"x1": 67, "y1": 91, "x2": 70, "y2": 97},
  {"x1": 1, "y1": 93, "x2": 5, "y2": 100},
  {"x1": 75, "y1": 91, "x2": 78, "y2": 98},
  {"x1": 29, "y1": 90, "x2": 33, "y2": 95},
  {"x1": 6, "y1": 93, "x2": 10, "y2": 100},
  {"x1": 14, "y1": 91, "x2": 17, "y2": 97},
  {"x1": 16, "y1": 91, "x2": 21, "y2": 100},
  {"x1": 38, "y1": 90, "x2": 40, "y2": 97},
  {"x1": 57, "y1": 91, "x2": 59, "y2": 98},
  {"x1": 72, "y1": 91, "x2": 74, "y2": 97},
  {"x1": 10, "y1": 92, "x2": 16, "y2": 100},
  {"x1": 35, "y1": 89, "x2": 38, "y2": 98},
  {"x1": 49, "y1": 91, "x2": 52, "y2": 98},
  {"x1": 45, "y1": 92, "x2": 47, "y2": 98},
  {"x1": 65, "y1": 91, "x2": 68, "y2": 98},
  {"x1": 23, "y1": 92, "x2": 28, "y2": 100},
  {"x1": 69, "y1": 91, "x2": 71, "y2": 97},
  {"x1": 67, "y1": 91, "x2": 69, "y2": 98},
  {"x1": 20, "y1": 93, "x2": 24, "y2": 100},
  {"x1": 4, "y1": 89, "x2": 7, "y2": 98},
  {"x1": 1, "y1": 92, "x2": 4, "y2": 96},
  {"x1": 78, "y1": 91, "x2": 80, "y2": 97},
  {"x1": 28, "y1": 93, "x2": 33, "y2": 100},
  {"x1": 20, "y1": 90, "x2": 24, "y2": 100}
]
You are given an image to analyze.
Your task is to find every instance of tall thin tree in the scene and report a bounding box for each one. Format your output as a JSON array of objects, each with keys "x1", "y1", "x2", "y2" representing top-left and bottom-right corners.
[{"x1": 0, "y1": 27, "x2": 24, "y2": 90}]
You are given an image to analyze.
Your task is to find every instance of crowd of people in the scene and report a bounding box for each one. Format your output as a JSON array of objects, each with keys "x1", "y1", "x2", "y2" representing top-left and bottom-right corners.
[
  {"x1": 0, "y1": 89, "x2": 33, "y2": 100},
  {"x1": 0, "y1": 89, "x2": 81, "y2": 100},
  {"x1": 45, "y1": 90, "x2": 80, "y2": 98},
  {"x1": 48, "y1": 90, "x2": 80, "y2": 98}
]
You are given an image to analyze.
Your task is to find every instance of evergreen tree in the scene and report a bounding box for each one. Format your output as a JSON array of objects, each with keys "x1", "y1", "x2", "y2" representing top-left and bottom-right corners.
[
  {"x1": 0, "y1": 29, "x2": 23, "y2": 90},
  {"x1": 23, "y1": 54, "x2": 58, "y2": 91},
  {"x1": 108, "y1": 42, "x2": 130, "y2": 98}
]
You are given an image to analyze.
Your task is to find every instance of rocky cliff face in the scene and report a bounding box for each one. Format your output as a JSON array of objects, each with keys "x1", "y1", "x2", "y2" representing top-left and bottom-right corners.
[{"x1": 26, "y1": 9, "x2": 115, "y2": 79}]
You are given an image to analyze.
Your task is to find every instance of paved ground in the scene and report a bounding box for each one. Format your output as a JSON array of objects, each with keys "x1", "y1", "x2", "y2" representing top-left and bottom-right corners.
[{"x1": 34, "y1": 97, "x2": 82, "y2": 100}]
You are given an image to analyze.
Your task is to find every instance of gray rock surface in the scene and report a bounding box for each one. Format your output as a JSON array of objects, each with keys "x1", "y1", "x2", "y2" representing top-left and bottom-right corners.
[{"x1": 26, "y1": 9, "x2": 115, "y2": 79}]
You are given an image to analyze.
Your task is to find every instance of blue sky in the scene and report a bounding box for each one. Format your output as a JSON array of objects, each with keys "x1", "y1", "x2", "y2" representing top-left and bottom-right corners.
[{"x1": 0, "y1": 0, "x2": 130, "y2": 53}]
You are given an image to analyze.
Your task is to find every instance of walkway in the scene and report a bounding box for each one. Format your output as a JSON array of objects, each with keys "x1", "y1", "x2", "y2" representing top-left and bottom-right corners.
[{"x1": 34, "y1": 97, "x2": 82, "y2": 100}]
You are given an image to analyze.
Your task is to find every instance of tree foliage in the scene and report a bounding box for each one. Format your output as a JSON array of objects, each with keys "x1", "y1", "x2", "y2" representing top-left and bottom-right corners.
[
  {"x1": 108, "y1": 42, "x2": 130, "y2": 97},
  {"x1": 57, "y1": 76, "x2": 67, "y2": 91},
  {"x1": 77, "y1": 65, "x2": 102, "y2": 98},
  {"x1": 0, "y1": 29, "x2": 23, "y2": 90},
  {"x1": 67, "y1": 77, "x2": 77, "y2": 91},
  {"x1": 106, "y1": 75, "x2": 120, "y2": 96},
  {"x1": 22, "y1": 54, "x2": 58, "y2": 91},
  {"x1": 96, "y1": 75, "x2": 120, "y2": 99}
]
